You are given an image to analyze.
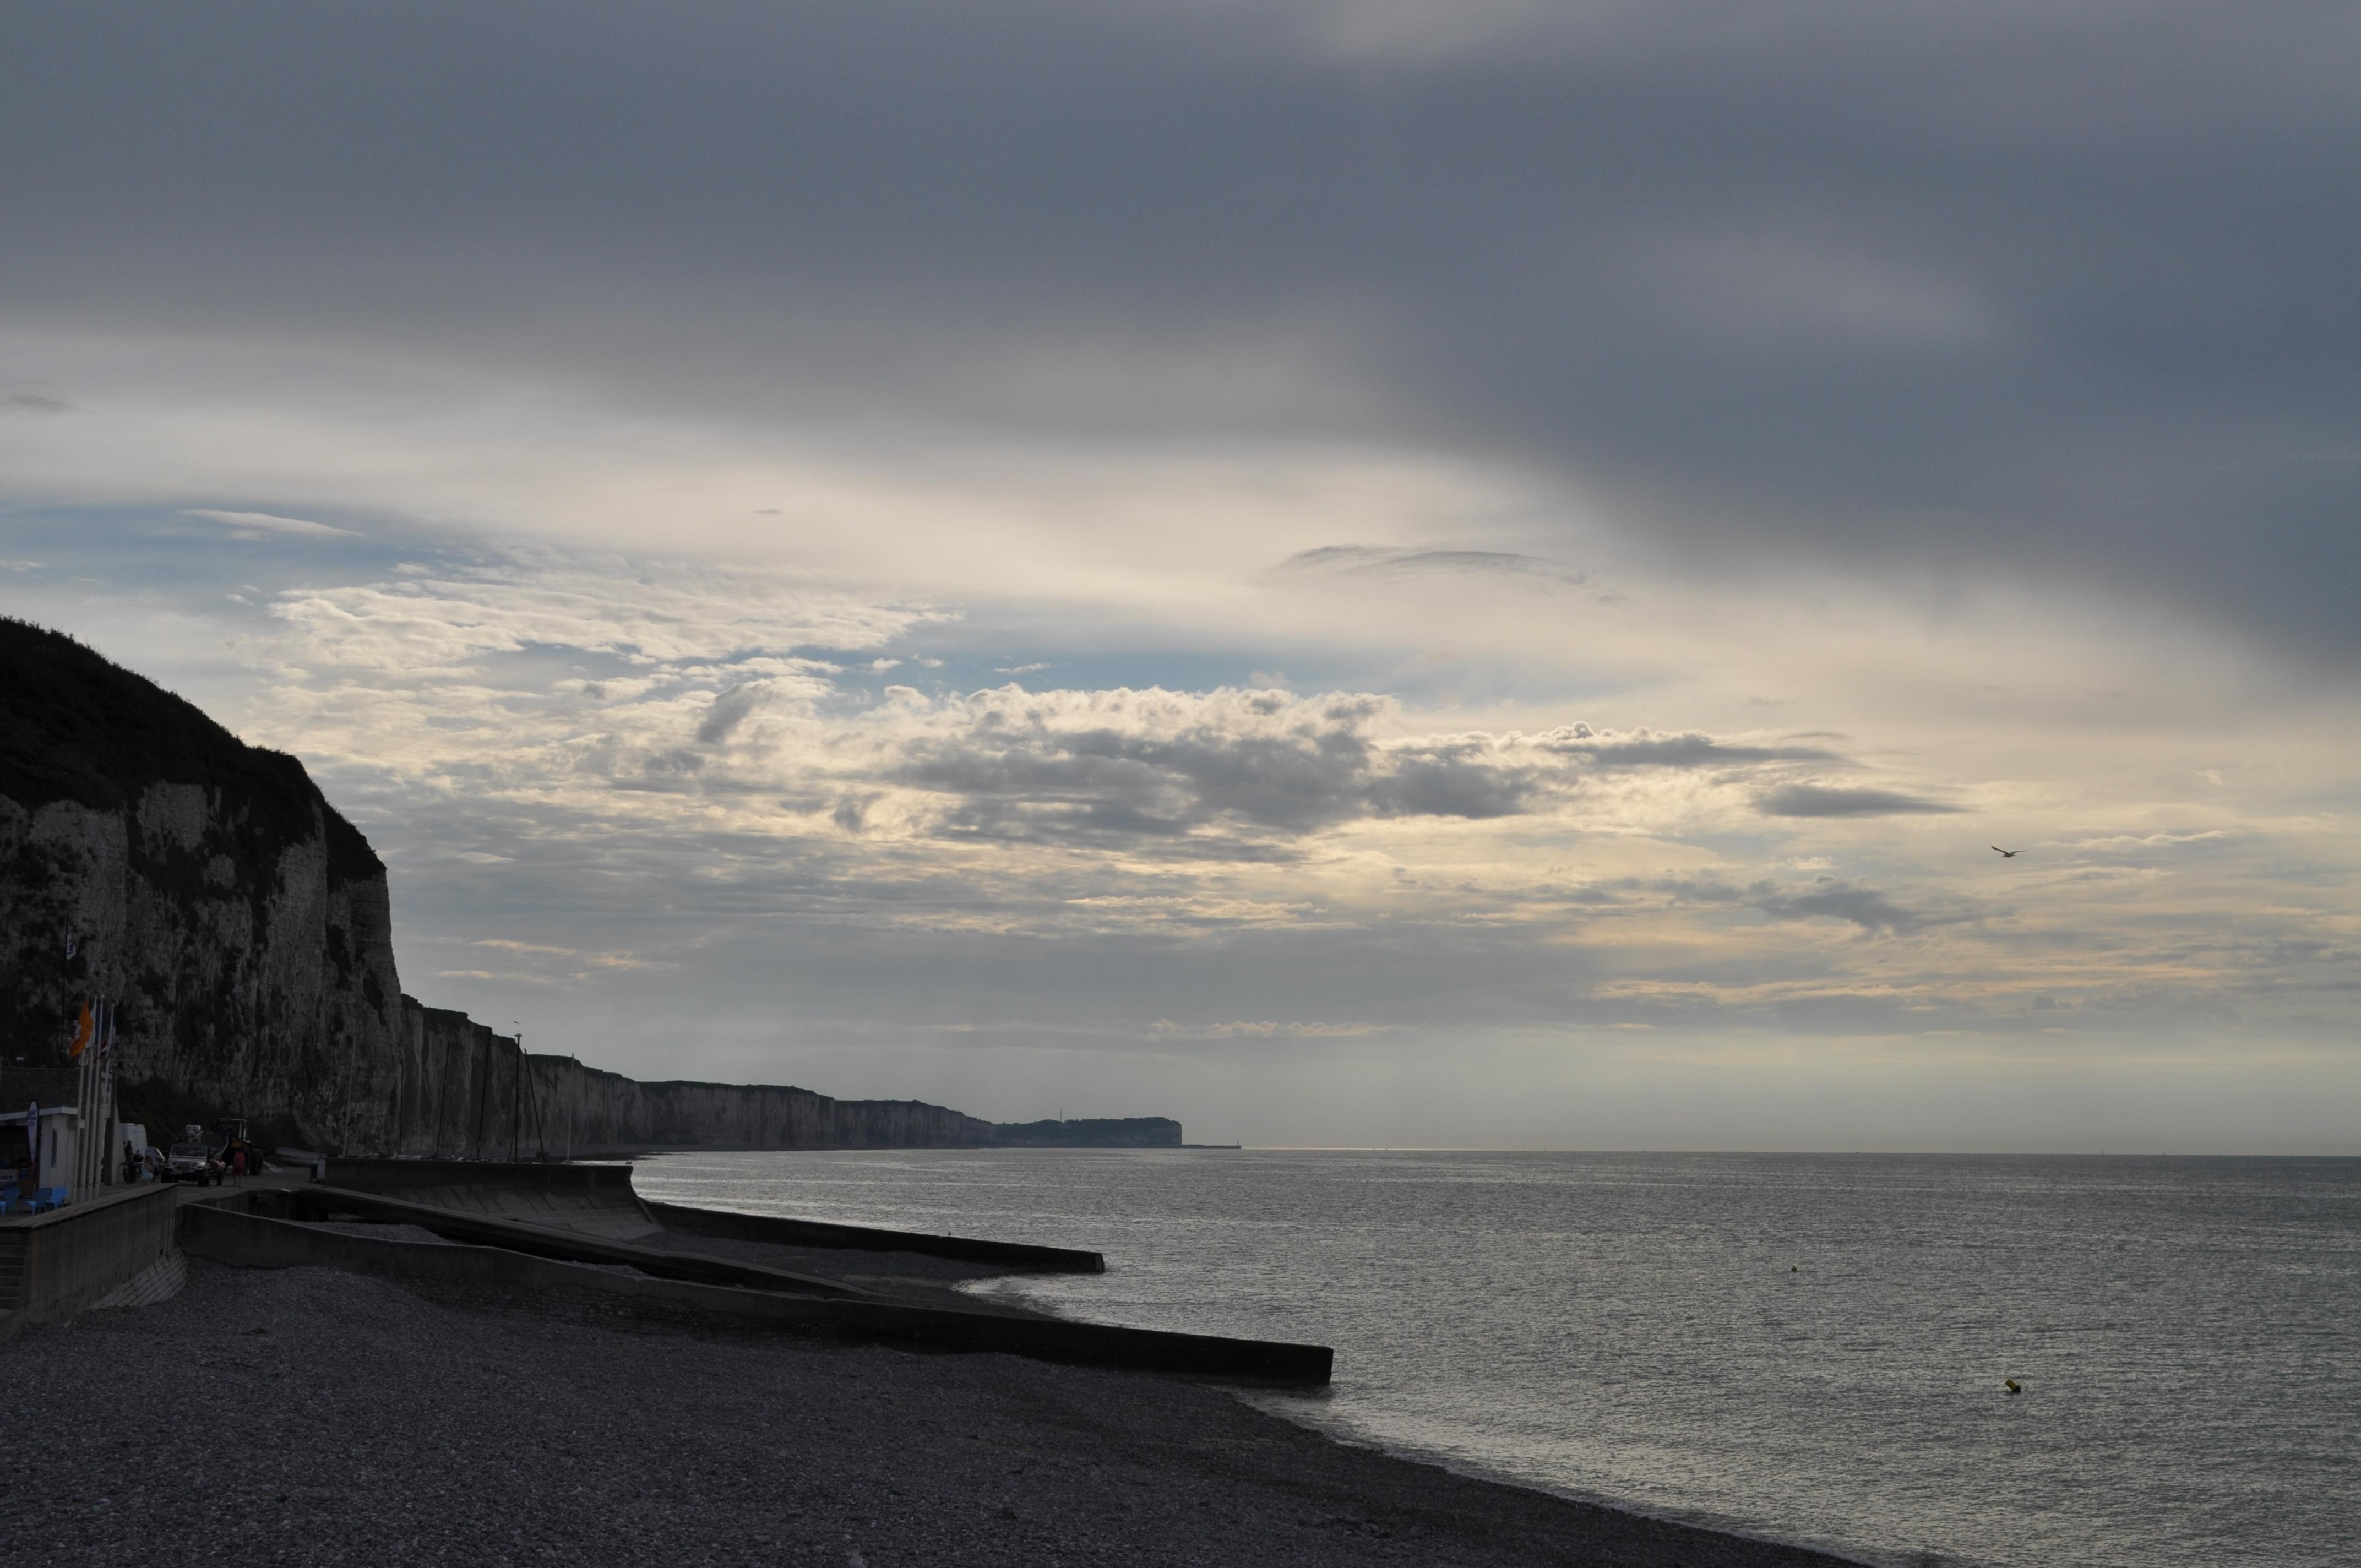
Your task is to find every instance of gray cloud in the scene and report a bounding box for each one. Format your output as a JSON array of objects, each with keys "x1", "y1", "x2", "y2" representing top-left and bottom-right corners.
[
  {"x1": 1758, "y1": 783, "x2": 1963, "y2": 818},
  {"x1": 1750, "y1": 878, "x2": 1935, "y2": 937},
  {"x1": 1370, "y1": 741, "x2": 1538, "y2": 820},
  {"x1": 896, "y1": 702, "x2": 1408, "y2": 847},
  {"x1": 1542, "y1": 727, "x2": 1837, "y2": 771},
  {"x1": 3, "y1": 391, "x2": 74, "y2": 415},
  {"x1": 695, "y1": 683, "x2": 765, "y2": 744},
  {"x1": 6, "y1": 2, "x2": 2354, "y2": 656},
  {"x1": 884, "y1": 698, "x2": 1875, "y2": 851},
  {"x1": 1659, "y1": 873, "x2": 1941, "y2": 936},
  {"x1": 1279, "y1": 545, "x2": 1584, "y2": 584}
]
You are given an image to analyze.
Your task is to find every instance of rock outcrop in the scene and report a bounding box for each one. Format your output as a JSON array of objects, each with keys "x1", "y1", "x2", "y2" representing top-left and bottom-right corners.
[
  {"x1": 1, "y1": 619, "x2": 1182, "y2": 1154},
  {"x1": 2, "y1": 618, "x2": 407, "y2": 1152}
]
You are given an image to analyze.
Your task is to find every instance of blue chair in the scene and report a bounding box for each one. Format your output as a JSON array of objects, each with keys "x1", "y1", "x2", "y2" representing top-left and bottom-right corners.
[
  {"x1": 24, "y1": 1186, "x2": 64, "y2": 1213},
  {"x1": 0, "y1": 1186, "x2": 17, "y2": 1213}
]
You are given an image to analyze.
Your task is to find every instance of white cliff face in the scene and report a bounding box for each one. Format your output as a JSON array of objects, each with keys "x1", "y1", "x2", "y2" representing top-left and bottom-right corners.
[
  {"x1": 3, "y1": 790, "x2": 1163, "y2": 1155},
  {"x1": 2, "y1": 620, "x2": 1157, "y2": 1153},
  {"x1": 0, "y1": 782, "x2": 407, "y2": 1152},
  {"x1": 390, "y1": 1007, "x2": 1005, "y2": 1158}
]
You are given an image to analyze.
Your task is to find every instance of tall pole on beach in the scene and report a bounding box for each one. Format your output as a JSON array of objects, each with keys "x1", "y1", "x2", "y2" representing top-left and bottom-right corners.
[
  {"x1": 474, "y1": 1031, "x2": 491, "y2": 1159},
  {"x1": 510, "y1": 1024, "x2": 523, "y2": 1162},
  {"x1": 520, "y1": 1034, "x2": 552, "y2": 1161},
  {"x1": 435, "y1": 1038, "x2": 453, "y2": 1159}
]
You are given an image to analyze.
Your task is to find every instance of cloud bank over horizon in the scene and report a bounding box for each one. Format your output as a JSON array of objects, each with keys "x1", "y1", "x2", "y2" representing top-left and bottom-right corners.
[{"x1": 3, "y1": 2, "x2": 2355, "y2": 1147}]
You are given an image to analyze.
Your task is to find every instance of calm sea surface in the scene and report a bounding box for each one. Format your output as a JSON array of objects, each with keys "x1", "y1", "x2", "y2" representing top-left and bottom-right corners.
[{"x1": 633, "y1": 1150, "x2": 2359, "y2": 1568}]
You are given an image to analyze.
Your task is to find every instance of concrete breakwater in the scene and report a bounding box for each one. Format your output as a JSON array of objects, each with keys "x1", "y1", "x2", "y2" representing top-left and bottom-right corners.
[
  {"x1": 177, "y1": 1163, "x2": 1333, "y2": 1384},
  {"x1": 327, "y1": 1156, "x2": 1108, "y2": 1271}
]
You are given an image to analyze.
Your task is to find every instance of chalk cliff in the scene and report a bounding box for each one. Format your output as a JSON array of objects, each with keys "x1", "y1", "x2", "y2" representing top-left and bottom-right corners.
[
  {"x1": 0, "y1": 619, "x2": 1181, "y2": 1154},
  {"x1": 398, "y1": 1005, "x2": 1014, "y2": 1157},
  {"x1": 1, "y1": 619, "x2": 407, "y2": 1152}
]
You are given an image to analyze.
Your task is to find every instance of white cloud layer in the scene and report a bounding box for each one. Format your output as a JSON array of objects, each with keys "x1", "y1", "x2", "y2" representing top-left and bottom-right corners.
[
  {"x1": 2, "y1": 511, "x2": 2353, "y2": 1147},
  {"x1": 188, "y1": 508, "x2": 362, "y2": 540}
]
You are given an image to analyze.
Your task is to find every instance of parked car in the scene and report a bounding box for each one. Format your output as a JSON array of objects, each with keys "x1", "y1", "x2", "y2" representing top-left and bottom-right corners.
[{"x1": 165, "y1": 1141, "x2": 220, "y2": 1185}]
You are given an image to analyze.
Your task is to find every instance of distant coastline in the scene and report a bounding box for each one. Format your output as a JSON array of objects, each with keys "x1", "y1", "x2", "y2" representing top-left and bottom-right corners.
[{"x1": 0, "y1": 617, "x2": 1182, "y2": 1158}]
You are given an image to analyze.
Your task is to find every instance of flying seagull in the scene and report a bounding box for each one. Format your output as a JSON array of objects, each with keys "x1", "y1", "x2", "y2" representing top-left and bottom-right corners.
[{"x1": 1991, "y1": 846, "x2": 2020, "y2": 858}]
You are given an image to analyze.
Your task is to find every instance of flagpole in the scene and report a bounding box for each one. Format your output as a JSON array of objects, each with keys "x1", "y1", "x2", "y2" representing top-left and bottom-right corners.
[
  {"x1": 77, "y1": 1000, "x2": 90, "y2": 1191},
  {"x1": 95, "y1": 1000, "x2": 113, "y2": 1186},
  {"x1": 67, "y1": 997, "x2": 95, "y2": 1194}
]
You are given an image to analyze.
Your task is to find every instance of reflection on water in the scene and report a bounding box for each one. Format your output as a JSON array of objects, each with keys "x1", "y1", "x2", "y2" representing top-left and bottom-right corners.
[{"x1": 636, "y1": 1150, "x2": 2361, "y2": 1568}]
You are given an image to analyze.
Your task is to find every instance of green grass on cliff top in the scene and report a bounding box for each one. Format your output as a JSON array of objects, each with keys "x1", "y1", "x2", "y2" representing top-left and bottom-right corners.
[{"x1": 0, "y1": 617, "x2": 382, "y2": 884}]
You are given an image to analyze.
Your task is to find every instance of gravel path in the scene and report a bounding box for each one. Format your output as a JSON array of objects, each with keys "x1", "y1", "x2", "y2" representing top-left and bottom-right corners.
[{"x1": 2, "y1": 1260, "x2": 1858, "y2": 1568}]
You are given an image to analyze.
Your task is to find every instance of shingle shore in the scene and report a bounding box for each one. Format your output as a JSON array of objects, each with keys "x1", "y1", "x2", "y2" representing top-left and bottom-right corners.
[{"x1": 2, "y1": 1261, "x2": 1854, "y2": 1567}]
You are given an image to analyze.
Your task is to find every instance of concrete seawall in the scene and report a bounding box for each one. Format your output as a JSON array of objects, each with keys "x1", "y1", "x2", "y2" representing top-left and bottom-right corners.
[{"x1": 0, "y1": 1184, "x2": 181, "y2": 1340}]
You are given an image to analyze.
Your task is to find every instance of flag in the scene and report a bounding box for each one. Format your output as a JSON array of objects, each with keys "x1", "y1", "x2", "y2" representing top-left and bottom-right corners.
[{"x1": 69, "y1": 1001, "x2": 94, "y2": 1058}]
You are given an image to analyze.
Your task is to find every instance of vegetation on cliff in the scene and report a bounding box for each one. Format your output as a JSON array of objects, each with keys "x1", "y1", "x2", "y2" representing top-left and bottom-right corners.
[
  {"x1": 2, "y1": 618, "x2": 394, "y2": 1077},
  {"x1": 0, "y1": 617, "x2": 379, "y2": 886}
]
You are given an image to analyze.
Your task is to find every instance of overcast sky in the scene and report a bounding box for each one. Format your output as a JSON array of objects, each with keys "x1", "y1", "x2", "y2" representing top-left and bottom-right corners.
[{"x1": 5, "y1": 2, "x2": 2356, "y2": 1149}]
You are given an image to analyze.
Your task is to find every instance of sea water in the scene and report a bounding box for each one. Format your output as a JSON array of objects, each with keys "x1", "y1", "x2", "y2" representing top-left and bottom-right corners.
[{"x1": 632, "y1": 1150, "x2": 2360, "y2": 1568}]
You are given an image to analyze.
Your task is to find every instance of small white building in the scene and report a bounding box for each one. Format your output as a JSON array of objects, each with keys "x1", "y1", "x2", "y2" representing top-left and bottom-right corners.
[{"x1": 3, "y1": 1102, "x2": 84, "y2": 1199}]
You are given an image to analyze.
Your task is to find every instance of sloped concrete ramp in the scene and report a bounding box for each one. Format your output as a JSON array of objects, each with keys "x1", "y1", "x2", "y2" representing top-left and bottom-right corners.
[
  {"x1": 184, "y1": 1184, "x2": 1332, "y2": 1384},
  {"x1": 325, "y1": 1158, "x2": 1105, "y2": 1271},
  {"x1": 323, "y1": 1159, "x2": 661, "y2": 1239},
  {"x1": 278, "y1": 1185, "x2": 867, "y2": 1298}
]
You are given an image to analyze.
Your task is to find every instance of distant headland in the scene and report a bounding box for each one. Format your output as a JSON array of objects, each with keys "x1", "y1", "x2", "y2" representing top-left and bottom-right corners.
[{"x1": 0, "y1": 617, "x2": 1182, "y2": 1155}]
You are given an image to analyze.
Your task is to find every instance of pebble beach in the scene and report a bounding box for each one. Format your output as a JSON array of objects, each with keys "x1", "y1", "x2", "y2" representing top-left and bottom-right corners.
[{"x1": 3, "y1": 1259, "x2": 1858, "y2": 1567}]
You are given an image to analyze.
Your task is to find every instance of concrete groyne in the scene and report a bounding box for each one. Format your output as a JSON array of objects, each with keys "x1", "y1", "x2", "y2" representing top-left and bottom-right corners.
[
  {"x1": 186, "y1": 1200, "x2": 1330, "y2": 1382},
  {"x1": 322, "y1": 1156, "x2": 1107, "y2": 1272},
  {"x1": 645, "y1": 1199, "x2": 1105, "y2": 1273},
  {"x1": 178, "y1": 1167, "x2": 1331, "y2": 1385}
]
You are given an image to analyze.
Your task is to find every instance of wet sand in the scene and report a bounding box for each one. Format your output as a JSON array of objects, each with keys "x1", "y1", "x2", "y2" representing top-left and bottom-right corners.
[{"x1": 4, "y1": 1260, "x2": 1859, "y2": 1566}]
